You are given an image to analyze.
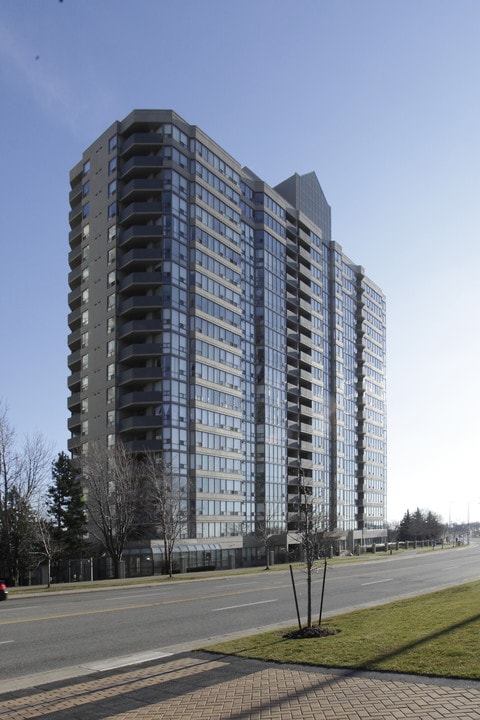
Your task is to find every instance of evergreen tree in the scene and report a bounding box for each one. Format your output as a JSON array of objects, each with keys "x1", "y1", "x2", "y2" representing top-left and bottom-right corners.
[
  {"x1": 397, "y1": 508, "x2": 443, "y2": 542},
  {"x1": 425, "y1": 510, "x2": 443, "y2": 541},
  {"x1": 397, "y1": 509, "x2": 412, "y2": 541},
  {"x1": 1, "y1": 487, "x2": 37, "y2": 585},
  {"x1": 412, "y1": 507, "x2": 425, "y2": 540},
  {"x1": 47, "y1": 452, "x2": 89, "y2": 560}
]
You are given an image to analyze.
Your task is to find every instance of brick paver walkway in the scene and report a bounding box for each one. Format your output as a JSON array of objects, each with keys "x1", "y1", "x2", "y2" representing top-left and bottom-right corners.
[{"x1": 2, "y1": 652, "x2": 480, "y2": 720}]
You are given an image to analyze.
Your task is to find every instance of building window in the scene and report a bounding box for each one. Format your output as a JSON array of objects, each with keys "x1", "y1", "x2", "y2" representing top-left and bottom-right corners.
[
  {"x1": 81, "y1": 354, "x2": 88, "y2": 370},
  {"x1": 82, "y1": 223, "x2": 90, "y2": 240},
  {"x1": 107, "y1": 387, "x2": 115, "y2": 404},
  {"x1": 81, "y1": 331, "x2": 88, "y2": 348},
  {"x1": 107, "y1": 294, "x2": 116, "y2": 310},
  {"x1": 82, "y1": 267, "x2": 89, "y2": 282},
  {"x1": 108, "y1": 157, "x2": 117, "y2": 174},
  {"x1": 107, "y1": 433, "x2": 115, "y2": 448},
  {"x1": 107, "y1": 363, "x2": 115, "y2": 381},
  {"x1": 108, "y1": 225, "x2": 116, "y2": 242},
  {"x1": 81, "y1": 289, "x2": 89, "y2": 304},
  {"x1": 83, "y1": 159, "x2": 90, "y2": 176},
  {"x1": 81, "y1": 310, "x2": 89, "y2": 326},
  {"x1": 82, "y1": 181, "x2": 90, "y2": 197},
  {"x1": 107, "y1": 248, "x2": 116, "y2": 265},
  {"x1": 81, "y1": 376, "x2": 88, "y2": 391},
  {"x1": 82, "y1": 244, "x2": 89, "y2": 262},
  {"x1": 107, "y1": 340, "x2": 115, "y2": 357},
  {"x1": 82, "y1": 202, "x2": 89, "y2": 219},
  {"x1": 81, "y1": 420, "x2": 88, "y2": 436},
  {"x1": 107, "y1": 410, "x2": 115, "y2": 427},
  {"x1": 81, "y1": 398, "x2": 88, "y2": 414},
  {"x1": 108, "y1": 202, "x2": 116, "y2": 219},
  {"x1": 108, "y1": 180, "x2": 117, "y2": 197},
  {"x1": 108, "y1": 135, "x2": 117, "y2": 152},
  {"x1": 107, "y1": 317, "x2": 115, "y2": 334},
  {"x1": 107, "y1": 271, "x2": 116, "y2": 287}
]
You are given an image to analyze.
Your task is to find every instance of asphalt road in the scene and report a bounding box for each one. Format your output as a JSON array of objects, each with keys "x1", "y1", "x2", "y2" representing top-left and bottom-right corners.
[{"x1": 1, "y1": 542, "x2": 479, "y2": 686}]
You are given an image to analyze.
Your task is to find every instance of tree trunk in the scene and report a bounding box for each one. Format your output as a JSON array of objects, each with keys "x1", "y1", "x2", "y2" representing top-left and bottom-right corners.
[{"x1": 306, "y1": 564, "x2": 312, "y2": 627}]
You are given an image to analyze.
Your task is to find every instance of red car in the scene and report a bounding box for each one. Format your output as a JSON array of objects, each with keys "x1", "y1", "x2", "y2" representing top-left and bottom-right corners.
[{"x1": 0, "y1": 581, "x2": 8, "y2": 601}]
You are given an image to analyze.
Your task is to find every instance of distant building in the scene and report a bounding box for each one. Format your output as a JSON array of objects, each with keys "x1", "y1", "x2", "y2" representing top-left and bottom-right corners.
[{"x1": 67, "y1": 110, "x2": 386, "y2": 573}]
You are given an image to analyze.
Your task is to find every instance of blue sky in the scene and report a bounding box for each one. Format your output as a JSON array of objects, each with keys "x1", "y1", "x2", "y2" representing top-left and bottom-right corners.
[{"x1": 1, "y1": 0, "x2": 479, "y2": 524}]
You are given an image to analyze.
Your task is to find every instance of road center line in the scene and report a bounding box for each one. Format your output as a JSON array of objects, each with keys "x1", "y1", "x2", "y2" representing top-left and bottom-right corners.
[
  {"x1": 0, "y1": 587, "x2": 283, "y2": 626},
  {"x1": 212, "y1": 599, "x2": 277, "y2": 611},
  {"x1": 361, "y1": 578, "x2": 393, "y2": 586}
]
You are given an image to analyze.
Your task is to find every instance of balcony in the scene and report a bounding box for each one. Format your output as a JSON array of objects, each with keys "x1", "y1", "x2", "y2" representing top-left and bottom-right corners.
[
  {"x1": 67, "y1": 436, "x2": 81, "y2": 453},
  {"x1": 119, "y1": 177, "x2": 163, "y2": 202},
  {"x1": 69, "y1": 182, "x2": 82, "y2": 205},
  {"x1": 118, "y1": 247, "x2": 163, "y2": 271},
  {"x1": 118, "y1": 416, "x2": 162, "y2": 432},
  {"x1": 68, "y1": 285, "x2": 82, "y2": 310},
  {"x1": 118, "y1": 319, "x2": 161, "y2": 339},
  {"x1": 69, "y1": 224, "x2": 82, "y2": 246},
  {"x1": 119, "y1": 271, "x2": 162, "y2": 294},
  {"x1": 67, "y1": 328, "x2": 81, "y2": 352},
  {"x1": 68, "y1": 244, "x2": 82, "y2": 268},
  {"x1": 69, "y1": 203, "x2": 82, "y2": 226},
  {"x1": 118, "y1": 367, "x2": 163, "y2": 386},
  {"x1": 118, "y1": 391, "x2": 162, "y2": 409},
  {"x1": 67, "y1": 349, "x2": 81, "y2": 370},
  {"x1": 67, "y1": 307, "x2": 81, "y2": 330},
  {"x1": 300, "y1": 421, "x2": 313, "y2": 435},
  {"x1": 298, "y1": 278, "x2": 311, "y2": 297},
  {"x1": 118, "y1": 296, "x2": 163, "y2": 317},
  {"x1": 120, "y1": 155, "x2": 163, "y2": 180},
  {"x1": 119, "y1": 342, "x2": 163, "y2": 362},
  {"x1": 67, "y1": 392, "x2": 81, "y2": 412},
  {"x1": 67, "y1": 371, "x2": 81, "y2": 390},
  {"x1": 120, "y1": 132, "x2": 164, "y2": 158},
  {"x1": 67, "y1": 413, "x2": 81, "y2": 431},
  {"x1": 68, "y1": 265, "x2": 82, "y2": 291},
  {"x1": 118, "y1": 225, "x2": 163, "y2": 249},
  {"x1": 119, "y1": 201, "x2": 163, "y2": 225}
]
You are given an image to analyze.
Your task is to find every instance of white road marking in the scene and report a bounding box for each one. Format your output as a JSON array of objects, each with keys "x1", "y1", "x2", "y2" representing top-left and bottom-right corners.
[
  {"x1": 83, "y1": 650, "x2": 173, "y2": 671},
  {"x1": 0, "y1": 640, "x2": 14, "y2": 645},
  {"x1": 212, "y1": 599, "x2": 277, "y2": 611},
  {"x1": 107, "y1": 592, "x2": 165, "y2": 600},
  {"x1": 361, "y1": 578, "x2": 393, "y2": 586}
]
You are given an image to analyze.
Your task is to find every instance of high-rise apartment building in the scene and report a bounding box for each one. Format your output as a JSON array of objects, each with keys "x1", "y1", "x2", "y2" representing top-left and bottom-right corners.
[{"x1": 68, "y1": 110, "x2": 386, "y2": 572}]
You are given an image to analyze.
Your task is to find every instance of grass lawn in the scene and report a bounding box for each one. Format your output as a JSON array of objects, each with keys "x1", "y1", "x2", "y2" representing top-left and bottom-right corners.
[{"x1": 202, "y1": 580, "x2": 480, "y2": 680}]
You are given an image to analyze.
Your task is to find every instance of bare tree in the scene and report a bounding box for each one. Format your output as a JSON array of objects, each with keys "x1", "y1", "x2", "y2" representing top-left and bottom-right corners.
[
  {"x1": 297, "y1": 483, "x2": 329, "y2": 629},
  {"x1": 255, "y1": 512, "x2": 283, "y2": 570},
  {"x1": 0, "y1": 402, "x2": 53, "y2": 585},
  {"x1": 82, "y1": 441, "x2": 141, "y2": 578},
  {"x1": 142, "y1": 454, "x2": 187, "y2": 577},
  {"x1": 34, "y1": 514, "x2": 57, "y2": 589}
]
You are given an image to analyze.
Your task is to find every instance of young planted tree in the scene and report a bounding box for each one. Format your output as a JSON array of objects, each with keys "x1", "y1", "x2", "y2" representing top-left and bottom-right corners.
[
  {"x1": 287, "y1": 476, "x2": 331, "y2": 636},
  {"x1": 142, "y1": 454, "x2": 187, "y2": 577},
  {"x1": 299, "y1": 483, "x2": 316, "y2": 629},
  {"x1": 82, "y1": 441, "x2": 141, "y2": 579}
]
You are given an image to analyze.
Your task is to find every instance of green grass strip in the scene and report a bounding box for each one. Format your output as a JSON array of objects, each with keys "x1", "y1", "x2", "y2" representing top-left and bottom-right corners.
[{"x1": 202, "y1": 580, "x2": 480, "y2": 679}]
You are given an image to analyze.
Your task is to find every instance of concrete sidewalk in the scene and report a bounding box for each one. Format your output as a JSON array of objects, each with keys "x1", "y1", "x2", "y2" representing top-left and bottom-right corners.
[{"x1": 2, "y1": 651, "x2": 480, "y2": 720}]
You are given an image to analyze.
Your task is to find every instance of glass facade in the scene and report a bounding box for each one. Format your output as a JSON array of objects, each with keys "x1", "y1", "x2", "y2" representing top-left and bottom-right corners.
[{"x1": 67, "y1": 110, "x2": 387, "y2": 568}]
